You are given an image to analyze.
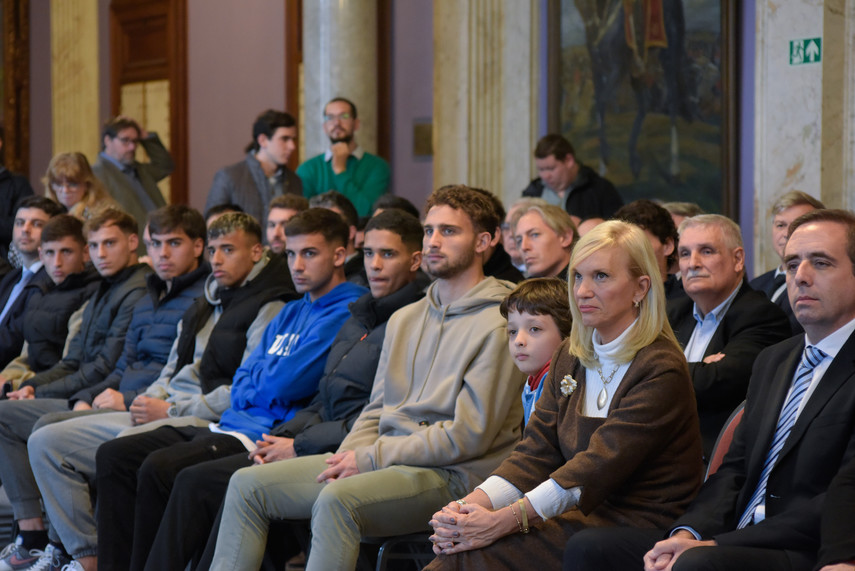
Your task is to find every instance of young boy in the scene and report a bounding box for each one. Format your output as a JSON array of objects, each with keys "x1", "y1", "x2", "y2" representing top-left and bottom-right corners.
[{"x1": 500, "y1": 277, "x2": 573, "y2": 425}]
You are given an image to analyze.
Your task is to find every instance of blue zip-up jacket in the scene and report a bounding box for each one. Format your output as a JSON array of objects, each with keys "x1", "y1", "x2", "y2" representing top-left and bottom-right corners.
[
  {"x1": 218, "y1": 280, "x2": 367, "y2": 440},
  {"x1": 69, "y1": 262, "x2": 210, "y2": 407}
]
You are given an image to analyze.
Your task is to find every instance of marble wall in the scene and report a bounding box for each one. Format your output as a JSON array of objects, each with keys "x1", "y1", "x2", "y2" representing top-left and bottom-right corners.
[
  {"x1": 302, "y1": 0, "x2": 379, "y2": 160},
  {"x1": 753, "y1": 0, "x2": 855, "y2": 275},
  {"x1": 433, "y1": 0, "x2": 540, "y2": 208}
]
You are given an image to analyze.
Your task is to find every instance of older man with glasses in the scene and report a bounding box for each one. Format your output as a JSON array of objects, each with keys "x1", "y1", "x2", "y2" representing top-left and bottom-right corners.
[{"x1": 92, "y1": 115, "x2": 172, "y2": 254}]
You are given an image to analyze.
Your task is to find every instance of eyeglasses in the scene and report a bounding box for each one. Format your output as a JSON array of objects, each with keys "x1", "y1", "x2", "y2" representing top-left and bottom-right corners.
[
  {"x1": 51, "y1": 181, "x2": 83, "y2": 192},
  {"x1": 115, "y1": 136, "x2": 139, "y2": 145},
  {"x1": 323, "y1": 113, "x2": 352, "y2": 123}
]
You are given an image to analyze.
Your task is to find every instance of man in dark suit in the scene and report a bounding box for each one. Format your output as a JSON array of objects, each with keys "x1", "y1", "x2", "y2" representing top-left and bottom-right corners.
[
  {"x1": 751, "y1": 191, "x2": 825, "y2": 335},
  {"x1": 816, "y1": 457, "x2": 855, "y2": 570},
  {"x1": 667, "y1": 214, "x2": 789, "y2": 456},
  {"x1": 563, "y1": 208, "x2": 855, "y2": 571}
]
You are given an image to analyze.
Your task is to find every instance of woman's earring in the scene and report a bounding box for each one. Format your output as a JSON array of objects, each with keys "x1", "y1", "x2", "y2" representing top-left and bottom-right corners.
[{"x1": 633, "y1": 299, "x2": 640, "y2": 309}]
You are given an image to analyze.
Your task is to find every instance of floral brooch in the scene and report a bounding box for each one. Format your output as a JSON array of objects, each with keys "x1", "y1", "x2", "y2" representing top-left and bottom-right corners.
[{"x1": 560, "y1": 374, "x2": 577, "y2": 397}]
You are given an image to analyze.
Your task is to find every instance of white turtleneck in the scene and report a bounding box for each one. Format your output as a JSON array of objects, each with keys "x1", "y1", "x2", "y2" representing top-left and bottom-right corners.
[{"x1": 582, "y1": 320, "x2": 637, "y2": 418}]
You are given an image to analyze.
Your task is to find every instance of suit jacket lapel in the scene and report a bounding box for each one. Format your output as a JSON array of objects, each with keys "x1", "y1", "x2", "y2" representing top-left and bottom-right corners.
[
  {"x1": 778, "y1": 331, "x2": 855, "y2": 461},
  {"x1": 703, "y1": 280, "x2": 751, "y2": 357},
  {"x1": 743, "y1": 340, "x2": 804, "y2": 486}
]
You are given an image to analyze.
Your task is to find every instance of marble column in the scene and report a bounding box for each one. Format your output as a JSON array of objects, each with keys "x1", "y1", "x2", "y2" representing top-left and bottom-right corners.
[
  {"x1": 50, "y1": 0, "x2": 100, "y2": 160},
  {"x1": 302, "y1": 0, "x2": 378, "y2": 161},
  {"x1": 433, "y1": 0, "x2": 540, "y2": 206},
  {"x1": 753, "y1": 0, "x2": 855, "y2": 275}
]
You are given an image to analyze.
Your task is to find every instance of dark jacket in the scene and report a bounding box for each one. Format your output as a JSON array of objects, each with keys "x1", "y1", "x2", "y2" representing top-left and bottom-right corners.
[
  {"x1": 0, "y1": 168, "x2": 34, "y2": 259},
  {"x1": 522, "y1": 163, "x2": 623, "y2": 221},
  {"x1": 175, "y1": 253, "x2": 298, "y2": 394},
  {"x1": 817, "y1": 455, "x2": 855, "y2": 568},
  {"x1": 204, "y1": 153, "x2": 303, "y2": 227},
  {"x1": 483, "y1": 243, "x2": 524, "y2": 283},
  {"x1": 272, "y1": 273, "x2": 430, "y2": 455},
  {"x1": 0, "y1": 266, "x2": 54, "y2": 368},
  {"x1": 0, "y1": 258, "x2": 11, "y2": 281},
  {"x1": 22, "y1": 263, "x2": 153, "y2": 399},
  {"x1": 675, "y1": 333, "x2": 855, "y2": 568},
  {"x1": 70, "y1": 262, "x2": 210, "y2": 407},
  {"x1": 3, "y1": 265, "x2": 101, "y2": 372},
  {"x1": 0, "y1": 265, "x2": 29, "y2": 319},
  {"x1": 667, "y1": 279, "x2": 791, "y2": 457}
]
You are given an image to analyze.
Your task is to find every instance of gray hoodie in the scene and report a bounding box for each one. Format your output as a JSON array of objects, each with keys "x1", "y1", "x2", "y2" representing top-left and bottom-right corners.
[{"x1": 340, "y1": 276, "x2": 525, "y2": 490}]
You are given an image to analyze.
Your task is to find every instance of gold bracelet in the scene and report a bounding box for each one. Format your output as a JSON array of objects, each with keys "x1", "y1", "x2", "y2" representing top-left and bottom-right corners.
[
  {"x1": 517, "y1": 499, "x2": 530, "y2": 533},
  {"x1": 509, "y1": 503, "x2": 524, "y2": 533}
]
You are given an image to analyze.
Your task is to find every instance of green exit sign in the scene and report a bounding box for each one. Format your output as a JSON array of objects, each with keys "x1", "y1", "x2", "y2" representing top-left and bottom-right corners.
[{"x1": 790, "y1": 38, "x2": 822, "y2": 65}]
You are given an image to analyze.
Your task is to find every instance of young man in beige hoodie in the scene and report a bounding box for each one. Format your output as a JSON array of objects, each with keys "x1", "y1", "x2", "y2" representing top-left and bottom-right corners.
[{"x1": 208, "y1": 184, "x2": 525, "y2": 571}]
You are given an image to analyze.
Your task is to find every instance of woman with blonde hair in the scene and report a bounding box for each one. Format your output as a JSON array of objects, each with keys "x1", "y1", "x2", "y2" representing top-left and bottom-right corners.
[
  {"x1": 427, "y1": 220, "x2": 704, "y2": 570},
  {"x1": 43, "y1": 152, "x2": 115, "y2": 219}
]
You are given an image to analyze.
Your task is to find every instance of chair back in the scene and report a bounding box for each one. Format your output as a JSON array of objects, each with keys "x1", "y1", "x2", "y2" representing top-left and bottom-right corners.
[{"x1": 705, "y1": 400, "x2": 746, "y2": 480}]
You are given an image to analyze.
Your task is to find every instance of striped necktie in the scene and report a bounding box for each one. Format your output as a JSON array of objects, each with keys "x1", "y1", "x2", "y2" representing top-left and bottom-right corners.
[{"x1": 737, "y1": 345, "x2": 826, "y2": 528}]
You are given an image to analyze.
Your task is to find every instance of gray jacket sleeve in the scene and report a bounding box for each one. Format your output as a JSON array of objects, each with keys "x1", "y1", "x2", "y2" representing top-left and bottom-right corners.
[
  {"x1": 139, "y1": 133, "x2": 174, "y2": 182},
  {"x1": 205, "y1": 168, "x2": 235, "y2": 214}
]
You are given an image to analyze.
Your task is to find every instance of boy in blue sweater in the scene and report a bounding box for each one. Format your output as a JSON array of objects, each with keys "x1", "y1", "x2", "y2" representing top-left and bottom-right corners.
[{"x1": 91, "y1": 208, "x2": 366, "y2": 571}]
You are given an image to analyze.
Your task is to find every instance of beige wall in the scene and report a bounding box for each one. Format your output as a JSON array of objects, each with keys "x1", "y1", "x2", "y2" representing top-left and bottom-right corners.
[{"x1": 186, "y1": 0, "x2": 286, "y2": 211}]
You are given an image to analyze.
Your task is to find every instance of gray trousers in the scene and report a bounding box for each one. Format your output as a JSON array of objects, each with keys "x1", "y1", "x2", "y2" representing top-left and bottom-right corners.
[
  {"x1": 28, "y1": 411, "x2": 208, "y2": 558},
  {"x1": 0, "y1": 398, "x2": 69, "y2": 521},
  {"x1": 210, "y1": 454, "x2": 466, "y2": 571}
]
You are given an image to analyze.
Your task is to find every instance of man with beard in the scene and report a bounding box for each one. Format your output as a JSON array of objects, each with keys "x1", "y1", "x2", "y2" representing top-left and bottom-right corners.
[
  {"x1": 297, "y1": 97, "x2": 390, "y2": 217},
  {"x1": 265, "y1": 195, "x2": 309, "y2": 257}
]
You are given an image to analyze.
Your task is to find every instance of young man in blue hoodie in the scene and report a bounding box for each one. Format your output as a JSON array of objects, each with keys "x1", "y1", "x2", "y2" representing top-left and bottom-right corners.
[{"x1": 92, "y1": 208, "x2": 366, "y2": 571}]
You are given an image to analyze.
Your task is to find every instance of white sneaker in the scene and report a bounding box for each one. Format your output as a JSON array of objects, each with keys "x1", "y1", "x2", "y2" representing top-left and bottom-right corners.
[
  {"x1": 59, "y1": 562, "x2": 84, "y2": 571},
  {"x1": 26, "y1": 545, "x2": 70, "y2": 571}
]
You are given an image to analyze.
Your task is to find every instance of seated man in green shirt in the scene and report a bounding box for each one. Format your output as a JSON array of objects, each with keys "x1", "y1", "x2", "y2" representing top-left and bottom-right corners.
[{"x1": 296, "y1": 97, "x2": 390, "y2": 217}]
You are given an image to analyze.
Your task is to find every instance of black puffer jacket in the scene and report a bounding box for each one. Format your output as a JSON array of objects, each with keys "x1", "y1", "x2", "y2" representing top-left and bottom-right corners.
[
  {"x1": 18, "y1": 265, "x2": 102, "y2": 372},
  {"x1": 22, "y1": 263, "x2": 152, "y2": 398}
]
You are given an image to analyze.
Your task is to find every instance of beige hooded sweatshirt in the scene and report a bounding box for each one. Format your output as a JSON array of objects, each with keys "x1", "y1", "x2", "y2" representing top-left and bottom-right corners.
[{"x1": 340, "y1": 276, "x2": 525, "y2": 490}]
